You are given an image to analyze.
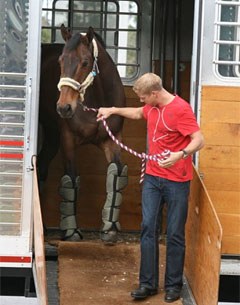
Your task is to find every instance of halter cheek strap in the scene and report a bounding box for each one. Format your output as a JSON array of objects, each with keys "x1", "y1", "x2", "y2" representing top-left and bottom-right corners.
[{"x1": 57, "y1": 37, "x2": 99, "y2": 102}]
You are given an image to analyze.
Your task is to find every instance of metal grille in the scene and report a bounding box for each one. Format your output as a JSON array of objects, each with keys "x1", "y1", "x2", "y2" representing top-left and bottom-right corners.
[
  {"x1": 214, "y1": 0, "x2": 240, "y2": 78},
  {"x1": 41, "y1": 0, "x2": 140, "y2": 82}
]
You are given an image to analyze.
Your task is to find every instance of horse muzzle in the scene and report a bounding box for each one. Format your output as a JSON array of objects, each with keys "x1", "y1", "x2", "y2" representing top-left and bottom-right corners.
[{"x1": 56, "y1": 103, "x2": 75, "y2": 118}]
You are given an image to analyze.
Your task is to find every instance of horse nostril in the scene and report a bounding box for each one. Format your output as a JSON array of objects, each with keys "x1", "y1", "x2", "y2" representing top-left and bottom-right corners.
[
  {"x1": 56, "y1": 103, "x2": 73, "y2": 118},
  {"x1": 65, "y1": 104, "x2": 71, "y2": 112}
]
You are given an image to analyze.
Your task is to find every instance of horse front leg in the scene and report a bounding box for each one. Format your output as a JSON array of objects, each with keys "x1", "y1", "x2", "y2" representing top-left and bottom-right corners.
[
  {"x1": 100, "y1": 136, "x2": 128, "y2": 243},
  {"x1": 58, "y1": 129, "x2": 82, "y2": 241}
]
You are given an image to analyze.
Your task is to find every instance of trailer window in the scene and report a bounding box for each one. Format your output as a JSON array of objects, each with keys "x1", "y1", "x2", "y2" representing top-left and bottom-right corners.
[
  {"x1": 214, "y1": 0, "x2": 240, "y2": 78},
  {"x1": 41, "y1": 0, "x2": 141, "y2": 82}
]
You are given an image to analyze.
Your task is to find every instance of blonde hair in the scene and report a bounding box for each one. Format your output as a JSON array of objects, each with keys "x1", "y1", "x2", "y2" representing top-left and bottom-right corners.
[{"x1": 133, "y1": 73, "x2": 163, "y2": 95}]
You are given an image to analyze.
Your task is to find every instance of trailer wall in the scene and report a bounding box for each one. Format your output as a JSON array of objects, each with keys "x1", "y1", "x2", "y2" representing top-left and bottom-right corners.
[{"x1": 199, "y1": 86, "x2": 240, "y2": 255}]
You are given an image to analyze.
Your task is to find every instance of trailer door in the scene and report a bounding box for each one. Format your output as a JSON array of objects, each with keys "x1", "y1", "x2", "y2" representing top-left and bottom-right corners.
[{"x1": 0, "y1": 0, "x2": 42, "y2": 268}]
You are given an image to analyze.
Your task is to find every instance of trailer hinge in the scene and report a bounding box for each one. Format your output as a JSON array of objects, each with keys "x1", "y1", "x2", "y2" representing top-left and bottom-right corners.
[{"x1": 26, "y1": 155, "x2": 36, "y2": 172}]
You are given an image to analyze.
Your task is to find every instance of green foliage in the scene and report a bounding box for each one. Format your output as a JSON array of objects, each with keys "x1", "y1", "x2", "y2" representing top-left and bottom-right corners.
[{"x1": 41, "y1": 28, "x2": 51, "y2": 43}]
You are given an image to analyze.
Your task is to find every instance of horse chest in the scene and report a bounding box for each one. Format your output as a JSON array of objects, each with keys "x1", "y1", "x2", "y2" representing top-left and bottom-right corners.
[{"x1": 65, "y1": 115, "x2": 98, "y2": 142}]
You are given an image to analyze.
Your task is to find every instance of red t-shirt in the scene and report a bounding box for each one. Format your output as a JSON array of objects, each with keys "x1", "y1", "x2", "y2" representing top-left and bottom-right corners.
[{"x1": 142, "y1": 95, "x2": 200, "y2": 182}]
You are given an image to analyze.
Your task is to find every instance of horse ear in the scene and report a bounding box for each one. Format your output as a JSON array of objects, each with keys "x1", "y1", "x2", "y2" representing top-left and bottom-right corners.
[
  {"x1": 86, "y1": 26, "x2": 95, "y2": 43},
  {"x1": 61, "y1": 24, "x2": 72, "y2": 41}
]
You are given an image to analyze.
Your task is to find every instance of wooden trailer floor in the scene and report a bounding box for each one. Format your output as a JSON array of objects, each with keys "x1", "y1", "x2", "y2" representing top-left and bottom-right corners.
[{"x1": 45, "y1": 231, "x2": 195, "y2": 305}]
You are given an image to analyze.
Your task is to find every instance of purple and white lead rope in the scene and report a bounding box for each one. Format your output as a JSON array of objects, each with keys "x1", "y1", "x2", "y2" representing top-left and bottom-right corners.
[{"x1": 83, "y1": 106, "x2": 170, "y2": 183}]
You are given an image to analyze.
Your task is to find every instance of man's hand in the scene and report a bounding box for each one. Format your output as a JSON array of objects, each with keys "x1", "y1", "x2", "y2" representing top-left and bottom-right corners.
[
  {"x1": 158, "y1": 151, "x2": 183, "y2": 168},
  {"x1": 96, "y1": 107, "x2": 115, "y2": 121}
]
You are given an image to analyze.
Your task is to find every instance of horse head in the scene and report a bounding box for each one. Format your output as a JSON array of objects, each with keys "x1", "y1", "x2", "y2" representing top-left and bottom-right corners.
[{"x1": 56, "y1": 25, "x2": 99, "y2": 118}]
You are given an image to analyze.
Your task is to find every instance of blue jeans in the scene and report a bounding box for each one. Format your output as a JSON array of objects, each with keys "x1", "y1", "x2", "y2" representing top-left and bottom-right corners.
[{"x1": 139, "y1": 174, "x2": 190, "y2": 291}]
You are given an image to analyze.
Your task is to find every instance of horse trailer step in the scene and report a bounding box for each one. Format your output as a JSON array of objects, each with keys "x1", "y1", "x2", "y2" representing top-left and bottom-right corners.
[
  {"x1": 218, "y1": 257, "x2": 240, "y2": 304},
  {"x1": 0, "y1": 296, "x2": 38, "y2": 305}
]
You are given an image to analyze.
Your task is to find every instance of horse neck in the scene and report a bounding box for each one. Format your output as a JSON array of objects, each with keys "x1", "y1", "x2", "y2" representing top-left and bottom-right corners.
[
  {"x1": 83, "y1": 39, "x2": 125, "y2": 108},
  {"x1": 96, "y1": 41, "x2": 117, "y2": 76},
  {"x1": 96, "y1": 42, "x2": 123, "y2": 89}
]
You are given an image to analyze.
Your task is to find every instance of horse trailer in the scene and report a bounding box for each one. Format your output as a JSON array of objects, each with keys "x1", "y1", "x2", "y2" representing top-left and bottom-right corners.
[{"x1": 0, "y1": 1, "x2": 239, "y2": 305}]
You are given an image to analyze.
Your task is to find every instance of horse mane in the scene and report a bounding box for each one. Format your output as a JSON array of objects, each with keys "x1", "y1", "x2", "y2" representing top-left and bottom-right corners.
[{"x1": 93, "y1": 32, "x2": 106, "y2": 48}]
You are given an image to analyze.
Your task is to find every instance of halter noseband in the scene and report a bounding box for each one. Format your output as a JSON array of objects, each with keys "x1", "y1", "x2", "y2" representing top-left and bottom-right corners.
[{"x1": 57, "y1": 35, "x2": 99, "y2": 102}]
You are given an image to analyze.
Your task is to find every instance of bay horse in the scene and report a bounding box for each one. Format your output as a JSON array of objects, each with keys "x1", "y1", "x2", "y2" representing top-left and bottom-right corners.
[{"x1": 38, "y1": 25, "x2": 128, "y2": 243}]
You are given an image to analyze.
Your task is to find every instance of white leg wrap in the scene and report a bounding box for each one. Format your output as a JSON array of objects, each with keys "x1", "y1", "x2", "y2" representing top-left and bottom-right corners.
[
  {"x1": 59, "y1": 175, "x2": 81, "y2": 239},
  {"x1": 102, "y1": 163, "x2": 128, "y2": 232}
]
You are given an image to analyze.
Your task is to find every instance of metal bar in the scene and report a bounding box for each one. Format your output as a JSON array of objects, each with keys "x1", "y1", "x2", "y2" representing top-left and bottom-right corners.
[
  {"x1": 216, "y1": 1, "x2": 240, "y2": 5},
  {"x1": 42, "y1": 25, "x2": 139, "y2": 32},
  {"x1": 0, "y1": 210, "x2": 21, "y2": 213},
  {"x1": 173, "y1": 0, "x2": 181, "y2": 94},
  {"x1": 0, "y1": 72, "x2": 26, "y2": 77},
  {"x1": 159, "y1": 0, "x2": 168, "y2": 82},
  {"x1": 215, "y1": 0, "x2": 221, "y2": 65},
  {"x1": 0, "y1": 135, "x2": 24, "y2": 139},
  {"x1": 0, "y1": 149, "x2": 24, "y2": 153},
  {"x1": 68, "y1": 0, "x2": 73, "y2": 29},
  {"x1": 0, "y1": 159, "x2": 23, "y2": 163},
  {"x1": 0, "y1": 173, "x2": 22, "y2": 177},
  {"x1": 52, "y1": 0, "x2": 57, "y2": 42},
  {"x1": 0, "y1": 85, "x2": 26, "y2": 90},
  {"x1": 214, "y1": 40, "x2": 240, "y2": 45},
  {"x1": 0, "y1": 223, "x2": 21, "y2": 226},
  {"x1": 213, "y1": 60, "x2": 240, "y2": 64},
  {"x1": 0, "y1": 152, "x2": 24, "y2": 157},
  {"x1": 0, "y1": 197, "x2": 21, "y2": 200},
  {"x1": 0, "y1": 110, "x2": 25, "y2": 114},
  {"x1": 0, "y1": 97, "x2": 25, "y2": 101},
  {"x1": 215, "y1": 21, "x2": 240, "y2": 26},
  {"x1": 0, "y1": 185, "x2": 22, "y2": 188},
  {"x1": 0, "y1": 122, "x2": 25, "y2": 127}
]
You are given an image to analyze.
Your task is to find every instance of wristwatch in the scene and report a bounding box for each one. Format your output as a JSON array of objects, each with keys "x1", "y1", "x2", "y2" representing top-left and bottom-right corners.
[{"x1": 181, "y1": 149, "x2": 188, "y2": 159}]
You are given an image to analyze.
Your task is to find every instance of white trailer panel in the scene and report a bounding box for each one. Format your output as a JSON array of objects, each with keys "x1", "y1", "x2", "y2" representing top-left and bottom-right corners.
[{"x1": 0, "y1": 0, "x2": 42, "y2": 268}]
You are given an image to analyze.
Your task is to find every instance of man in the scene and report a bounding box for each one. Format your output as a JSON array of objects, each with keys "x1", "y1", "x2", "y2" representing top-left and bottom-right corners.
[{"x1": 97, "y1": 73, "x2": 204, "y2": 303}]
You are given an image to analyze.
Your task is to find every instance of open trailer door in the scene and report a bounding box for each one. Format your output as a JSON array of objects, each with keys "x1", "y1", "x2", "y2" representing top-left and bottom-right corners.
[{"x1": 185, "y1": 167, "x2": 222, "y2": 305}]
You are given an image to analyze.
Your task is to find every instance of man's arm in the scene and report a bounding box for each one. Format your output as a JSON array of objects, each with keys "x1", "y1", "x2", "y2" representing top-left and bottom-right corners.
[
  {"x1": 96, "y1": 106, "x2": 144, "y2": 121},
  {"x1": 182, "y1": 130, "x2": 205, "y2": 156},
  {"x1": 159, "y1": 130, "x2": 204, "y2": 168}
]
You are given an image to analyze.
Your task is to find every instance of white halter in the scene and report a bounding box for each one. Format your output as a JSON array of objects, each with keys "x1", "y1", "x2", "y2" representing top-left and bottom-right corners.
[{"x1": 57, "y1": 35, "x2": 99, "y2": 102}]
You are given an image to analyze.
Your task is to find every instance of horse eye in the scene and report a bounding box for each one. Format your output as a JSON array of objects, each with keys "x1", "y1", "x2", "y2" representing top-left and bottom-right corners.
[{"x1": 82, "y1": 60, "x2": 88, "y2": 68}]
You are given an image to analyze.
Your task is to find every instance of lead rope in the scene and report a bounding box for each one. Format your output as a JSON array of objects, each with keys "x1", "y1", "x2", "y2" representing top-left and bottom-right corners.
[{"x1": 83, "y1": 106, "x2": 170, "y2": 183}]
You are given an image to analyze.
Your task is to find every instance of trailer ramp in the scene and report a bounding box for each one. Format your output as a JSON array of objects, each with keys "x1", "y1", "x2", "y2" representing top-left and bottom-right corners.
[{"x1": 32, "y1": 157, "x2": 48, "y2": 305}]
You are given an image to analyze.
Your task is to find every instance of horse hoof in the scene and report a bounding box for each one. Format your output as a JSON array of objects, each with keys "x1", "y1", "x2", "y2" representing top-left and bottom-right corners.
[
  {"x1": 63, "y1": 229, "x2": 83, "y2": 241},
  {"x1": 100, "y1": 230, "x2": 118, "y2": 244}
]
